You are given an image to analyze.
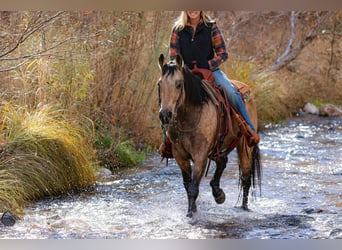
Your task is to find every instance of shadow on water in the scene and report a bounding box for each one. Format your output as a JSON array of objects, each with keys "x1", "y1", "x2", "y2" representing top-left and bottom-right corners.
[
  {"x1": 191, "y1": 213, "x2": 316, "y2": 239},
  {"x1": 0, "y1": 115, "x2": 341, "y2": 239}
]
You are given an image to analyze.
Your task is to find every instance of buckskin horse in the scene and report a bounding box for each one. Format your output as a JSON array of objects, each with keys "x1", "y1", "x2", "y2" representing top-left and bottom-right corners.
[{"x1": 157, "y1": 54, "x2": 262, "y2": 218}]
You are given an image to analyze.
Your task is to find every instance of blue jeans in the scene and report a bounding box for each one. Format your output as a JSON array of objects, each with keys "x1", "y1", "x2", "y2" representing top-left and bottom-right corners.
[{"x1": 213, "y1": 70, "x2": 256, "y2": 132}]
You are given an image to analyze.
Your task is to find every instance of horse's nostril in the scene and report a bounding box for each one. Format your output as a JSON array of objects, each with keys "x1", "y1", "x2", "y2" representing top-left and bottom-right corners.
[{"x1": 159, "y1": 109, "x2": 172, "y2": 124}]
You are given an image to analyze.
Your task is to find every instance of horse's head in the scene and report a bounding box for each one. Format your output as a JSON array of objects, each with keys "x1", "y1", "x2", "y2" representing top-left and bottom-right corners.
[{"x1": 157, "y1": 54, "x2": 185, "y2": 126}]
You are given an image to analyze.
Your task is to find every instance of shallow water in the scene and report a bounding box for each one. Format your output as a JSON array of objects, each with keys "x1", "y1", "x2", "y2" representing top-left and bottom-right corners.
[{"x1": 1, "y1": 115, "x2": 341, "y2": 239}]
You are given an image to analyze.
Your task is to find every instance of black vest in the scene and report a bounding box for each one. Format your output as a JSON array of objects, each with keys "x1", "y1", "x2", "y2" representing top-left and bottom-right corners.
[{"x1": 177, "y1": 21, "x2": 215, "y2": 70}]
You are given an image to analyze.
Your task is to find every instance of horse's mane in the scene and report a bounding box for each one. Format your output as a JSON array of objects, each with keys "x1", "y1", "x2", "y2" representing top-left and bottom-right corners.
[
  {"x1": 182, "y1": 66, "x2": 210, "y2": 106},
  {"x1": 162, "y1": 63, "x2": 209, "y2": 107}
]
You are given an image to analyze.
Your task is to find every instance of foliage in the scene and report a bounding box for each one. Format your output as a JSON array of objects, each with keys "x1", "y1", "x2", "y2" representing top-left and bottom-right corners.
[
  {"x1": 0, "y1": 102, "x2": 97, "y2": 216},
  {"x1": 114, "y1": 141, "x2": 145, "y2": 167}
]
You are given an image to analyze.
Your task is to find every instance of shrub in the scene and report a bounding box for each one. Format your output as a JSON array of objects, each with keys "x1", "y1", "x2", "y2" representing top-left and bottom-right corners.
[
  {"x1": 114, "y1": 141, "x2": 145, "y2": 167},
  {"x1": 0, "y1": 103, "x2": 97, "y2": 217}
]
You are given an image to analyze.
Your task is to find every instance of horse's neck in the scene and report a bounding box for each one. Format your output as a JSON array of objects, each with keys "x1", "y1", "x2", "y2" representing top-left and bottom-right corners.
[{"x1": 173, "y1": 105, "x2": 202, "y2": 129}]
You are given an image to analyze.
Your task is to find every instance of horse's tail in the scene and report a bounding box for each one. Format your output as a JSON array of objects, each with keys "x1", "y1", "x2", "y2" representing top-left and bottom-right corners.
[
  {"x1": 237, "y1": 144, "x2": 262, "y2": 206},
  {"x1": 251, "y1": 144, "x2": 262, "y2": 196}
]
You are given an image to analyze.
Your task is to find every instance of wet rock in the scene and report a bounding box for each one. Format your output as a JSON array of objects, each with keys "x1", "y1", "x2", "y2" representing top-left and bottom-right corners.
[
  {"x1": 327, "y1": 127, "x2": 335, "y2": 133},
  {"x1": 329, "y1": 228, "x2": 342, "y2": 239},
  {"x1": 319, "y1": 104, "x2": 342, "y2": 117},
  {"x1": 296, "y1": 110, "x2": 306, "y2": 117},
  {"x1": 96, "y1": 167, "x2": 112, "y2": 179},
  {"x1": 0, "y1": 211, "x2": 16, "y2": 226},
  {"x1": 295, "y1": 134, "x2": 305, "y2": 139},
  {"x1": 302, "y1": 207, "x2": 323, "y2": 214},
  {"x1": 333, "y1": 170, "x2": 342, "y2": 176},
  {"x1": 303, "y1": 103, "x2": 319, "y2": 115}
]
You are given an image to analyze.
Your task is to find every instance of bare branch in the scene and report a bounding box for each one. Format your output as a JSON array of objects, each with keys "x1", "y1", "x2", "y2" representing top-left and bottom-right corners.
[
  {"x1": 0, "y1": 11, "x2": 66, "y2": 59},
  {"x1": 267, "y1": 11, "x2": 333, "y2": 72},
  {"x1": 0, "y1": 58, "x2": 31, "y2": 72},
  {"x1": 274, "y1": 11, "x2": 296, "y2": 65}
]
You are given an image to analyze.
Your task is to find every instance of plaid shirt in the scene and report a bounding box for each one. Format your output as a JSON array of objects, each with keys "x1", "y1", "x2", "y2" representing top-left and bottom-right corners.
[{"x1": 170, "y1": 19, "x2": 228, "y2": 71}]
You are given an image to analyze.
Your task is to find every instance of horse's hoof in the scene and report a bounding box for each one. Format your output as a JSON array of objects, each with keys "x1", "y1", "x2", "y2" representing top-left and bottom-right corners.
[
  {"x1": 215, "y1": 191, "x2": 226, "y2": 204},
  {"x1": 186, "y1": 211, "x2": 193, "y2": 218},
  {"x1": 241, "y1": 204, "x2": 250, "y2": 211}
]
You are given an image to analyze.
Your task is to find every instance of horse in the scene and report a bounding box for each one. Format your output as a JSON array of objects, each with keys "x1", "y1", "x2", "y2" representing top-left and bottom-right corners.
[{"x1": 157, "y1": 54, "x2": 262, "y2": 218}]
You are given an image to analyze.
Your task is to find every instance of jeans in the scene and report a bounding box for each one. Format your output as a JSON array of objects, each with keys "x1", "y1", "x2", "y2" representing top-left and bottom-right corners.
[{"x1": 213, "y1": 70, "x2": 256, "y2": 132}]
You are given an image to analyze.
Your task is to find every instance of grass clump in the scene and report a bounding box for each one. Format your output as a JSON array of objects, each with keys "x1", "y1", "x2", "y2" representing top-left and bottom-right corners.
[
  {"x1": 114, "y1": 141, "x2": 145, "y2": 167},
  {"x1": 0, "y1": 103, "x2": 98, "y2": 217}
]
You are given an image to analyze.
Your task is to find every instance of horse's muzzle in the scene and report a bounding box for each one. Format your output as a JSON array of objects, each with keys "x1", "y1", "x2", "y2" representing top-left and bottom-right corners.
[{"x1": 159, "y1": 109, "x2": 173, "y2": 125}]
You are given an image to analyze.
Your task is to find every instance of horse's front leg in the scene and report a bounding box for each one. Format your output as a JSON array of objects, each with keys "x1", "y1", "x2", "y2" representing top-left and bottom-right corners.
[
  {"x1": 187, "y1": 156, "x2": 207, "y2": 217},
  {"x1": 178, "y1": 160, "x2": 193, "y2": 210},
  {"x1": 175, "y1": 157, "x2": 194, "y2": 216},
  {"x1": 210, "y1": 156, "x2": 228, "y2": 204}
]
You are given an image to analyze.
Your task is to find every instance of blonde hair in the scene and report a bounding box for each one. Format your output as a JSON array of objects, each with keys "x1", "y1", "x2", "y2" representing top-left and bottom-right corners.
[{"x1": 173, "y1": 11, "x2": 212, "y2": 31}]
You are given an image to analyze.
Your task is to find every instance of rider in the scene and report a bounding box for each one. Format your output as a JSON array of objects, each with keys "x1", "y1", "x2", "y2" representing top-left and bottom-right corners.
[{"x1": 168, "y1": 11, "x2": 259, "y2": 147}]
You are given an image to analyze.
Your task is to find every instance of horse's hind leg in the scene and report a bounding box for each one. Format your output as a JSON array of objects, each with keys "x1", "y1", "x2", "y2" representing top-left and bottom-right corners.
[
  {"x1": 210, "y1": 156, "x2": 227, "y2": 204},
  {"x1": 238, "y1": 144, "x2": 262, "y2": 210}
]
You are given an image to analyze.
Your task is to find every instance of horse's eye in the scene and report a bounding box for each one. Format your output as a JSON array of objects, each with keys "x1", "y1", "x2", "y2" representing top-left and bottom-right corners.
[{"x1": 176, "y1": 80, "x2": 183, "y2": 90}]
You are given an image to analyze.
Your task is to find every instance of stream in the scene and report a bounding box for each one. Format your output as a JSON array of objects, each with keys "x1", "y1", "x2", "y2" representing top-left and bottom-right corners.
[{"x1": 0, "y1": 115, "x2": 341, "y2": 239}]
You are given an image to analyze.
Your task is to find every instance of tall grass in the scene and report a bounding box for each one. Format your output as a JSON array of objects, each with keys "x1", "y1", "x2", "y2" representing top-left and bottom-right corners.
[{"x1": 0, "y1": 102, "x2": 97, "y2": 217}]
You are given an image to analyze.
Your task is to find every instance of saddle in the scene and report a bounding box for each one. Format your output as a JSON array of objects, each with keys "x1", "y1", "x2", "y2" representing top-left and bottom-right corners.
[{"x1": 191, "y1": 64, "x2": 251, "y2": 159}]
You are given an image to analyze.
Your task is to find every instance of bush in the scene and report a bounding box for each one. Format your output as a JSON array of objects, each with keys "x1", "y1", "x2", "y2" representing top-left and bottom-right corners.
[
  {"x1": 0, "y1": 103, "x2": 98, "y2": 217},
  {"x1": 114, "y1": 141, "x2": 145, "y2": 167}
]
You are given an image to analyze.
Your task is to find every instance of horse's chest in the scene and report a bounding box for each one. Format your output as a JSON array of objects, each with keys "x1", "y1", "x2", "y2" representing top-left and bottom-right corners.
[{"x1": 169, "y1": 129, "x2": 189, "y2": 145}]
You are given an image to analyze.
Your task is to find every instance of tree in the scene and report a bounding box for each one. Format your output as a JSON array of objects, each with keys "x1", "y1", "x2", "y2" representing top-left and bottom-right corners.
[
  {"x1": 0, "y1": 11, "x2": 66, "y2": 73},
  {"x1": 267, "y1": 11, "x2": 333, "y2": 72}
]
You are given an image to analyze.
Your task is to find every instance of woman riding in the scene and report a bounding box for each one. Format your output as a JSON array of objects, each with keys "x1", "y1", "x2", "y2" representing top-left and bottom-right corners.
[{"x1": 169, "y1": 11, "x2": 259, "y2": 147}]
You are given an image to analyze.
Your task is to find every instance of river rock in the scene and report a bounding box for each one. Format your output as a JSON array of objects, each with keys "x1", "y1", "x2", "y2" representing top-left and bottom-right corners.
[
  {"x1": 319, "y1": 104, "x2": 342, "y2": 117},
  {"x1": 0, "y1": 211, "x2": 16, "y2": 226},
  {"x1": 96, "y1": 167, "x2": 112, "y2": 179},
  {"x1": 303, "y1": 103, "x2": 319, "y2": 115}
]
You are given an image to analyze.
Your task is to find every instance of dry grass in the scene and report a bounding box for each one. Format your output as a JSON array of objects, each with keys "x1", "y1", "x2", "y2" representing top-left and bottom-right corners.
[{"x1": 0, "y1": 102, "x2": 97, "y2": 217}]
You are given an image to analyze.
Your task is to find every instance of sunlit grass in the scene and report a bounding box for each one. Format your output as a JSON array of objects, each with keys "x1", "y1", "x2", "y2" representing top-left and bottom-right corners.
[{"x1": 0, "y1": 102, "x2": 98, "y2": 217}]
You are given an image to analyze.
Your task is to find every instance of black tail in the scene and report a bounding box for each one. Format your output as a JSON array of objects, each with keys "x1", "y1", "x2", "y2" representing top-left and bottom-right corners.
[
  {"x1": 251, "y1": 144, "x2": 262, "y2": 196},
  {"x1": 237, "y1": 144, "x2": 262, "y2": 208}
]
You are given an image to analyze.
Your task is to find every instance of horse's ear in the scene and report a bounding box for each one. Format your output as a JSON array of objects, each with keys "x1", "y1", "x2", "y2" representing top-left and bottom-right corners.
[
  {"x1": 159, "y1": 54, "x2": 165, "y2": 69},
  {"x1": 176, "y1": 54, "x2": 183, "y2": 69}
]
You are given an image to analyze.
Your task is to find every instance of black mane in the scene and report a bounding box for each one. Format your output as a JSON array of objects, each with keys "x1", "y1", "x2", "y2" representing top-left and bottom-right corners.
[
  {"x1": 182, "y1": 66, "x2": 209, "y2": 106},
  {"x1": 162, "y1": 63, "x2": 209, "y2": 107}
]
